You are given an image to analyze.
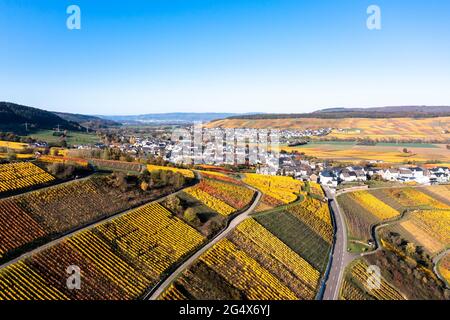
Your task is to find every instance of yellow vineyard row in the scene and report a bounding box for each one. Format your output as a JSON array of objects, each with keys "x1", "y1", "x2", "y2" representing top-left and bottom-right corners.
[{"x1": 0, "y1": 162, "x2": 54, "y2": 193}]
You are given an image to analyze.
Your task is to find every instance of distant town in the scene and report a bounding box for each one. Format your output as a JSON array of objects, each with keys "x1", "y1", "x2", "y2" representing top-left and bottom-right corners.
[{"x1": 16, "y1": 124, "x2": 447, "y2": 190}]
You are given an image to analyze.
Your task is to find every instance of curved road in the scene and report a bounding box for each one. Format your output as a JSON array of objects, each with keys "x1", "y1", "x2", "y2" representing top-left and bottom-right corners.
[
  {"x1": 433, "y1": 249, "x2": 450, "y2": 288},
  {"x1": 147, "y1": 189, "x2": 262, "y2": 300},
  {"x1": 322, "y1": 186, "x2": 357, "y2": 300}
]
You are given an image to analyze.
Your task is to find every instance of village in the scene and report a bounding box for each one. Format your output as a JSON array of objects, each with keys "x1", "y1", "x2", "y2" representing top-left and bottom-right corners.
[
  {"x1": 19, "y1": 124, "x2": 447, "y2": 192},
  {"x1": 83, "y1": 127, "x2": 450, "y2": 190}
]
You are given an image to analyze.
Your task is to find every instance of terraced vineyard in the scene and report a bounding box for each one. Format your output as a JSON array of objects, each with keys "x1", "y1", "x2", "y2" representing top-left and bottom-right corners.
[
  {"x1": 90, "y1": 158, "x2": 143, "y2": 172},
  {"x1": 287, "y1": 197, "x2": 333, "y2": 244},
  {"x1": 183, "y1": 174, "x2": 255, "y2": 217},
  {"x1": 185, "y1": 187, "x2": 235, "y2": 216},
  {"x1": 396, "y1": 210, "x2": 450, "y2": 254},
  {"x1": 200, "y1": 239, "x2": 299, "y2": 299},
  {"x1": 198, "y1": 170, "x2": 244, "y2": 184},
  {"x1": 159, "y1": 284, "x2": 188, "y2": 300},
  {"x1": 337, "y1": 194, "x2": 382, "y2": 243},
  {"x1": 421, "y1": 185, "x2": 450, "y2": 206},
  {"x1": 381, "y1": 188, "x2": 450, "y2": 210},
  {"x1": 338, "y1": 187, "x2": 449, "y2": 244},
  {"x1": 308, "y1": 181, "x2": 325, "y2": 197},
  {"x1": 159, "y1": 190, "x2": 333, "y2": 300},
  {"x1": 0, "y1": 200, "x2": 46, "y2": 261},
  {"x1": 96, "y1": 203, "x2": 205, "y2": 279},
  {"x1": 340, "y1": 279, "x2": 373, "y2": 300},
  {"x1": 243, "y1": 174, "x2": 302, "y2": 212},
  {"x1": 0, "y1": 203, "x2": 205, "y2": 300},
  {"x1": 339, "y1": 185, "x2": 450, "y2": 299},
  {"x1": 0, "y1": 175, "x2": 179, "y2": 261},
  {"x1": 147, "y1": 165, "x2": 194, "y2": 178},
  {"x1": 0, "y1": 162, "x2": 55, "y2": 194},
  {"x1": 348, "y1": 191, "x2": 400, "y2": 220},
  {"x1": 0, "y1": 153, "x2": 34, "y2": 160},
  {"x1": 257, "y1": 198, "x2": 333, "y2": 273},
  {"x1": 0, "y1": 261, "x2": 69, "y2": 300},
  {"x1": 244, "y1": 174, "x2": 301, "y2": 203},
  {"x1": 196, "y1": 179, "x2": 254, "y2": 210},
  {"x1": 159, "y1": 218, "x2": 323, "y2": 300},
  {"x1": 340, "y1": 260, "x2": 405, "y2": 300},
  {"x1": 38, "y1": 155, "x2": 89, "y2": 167},
  {"x1": 0, "y1": 140, "x2": 29, "y2": 150}
]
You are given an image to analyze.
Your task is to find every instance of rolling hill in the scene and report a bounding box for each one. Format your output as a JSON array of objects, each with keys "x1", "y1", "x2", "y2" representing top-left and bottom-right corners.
[
  {"x1": 207, "y1": 106, "x2": 450, "y2": 143},
  {"x1": 225, "y1": 106, "x2": 450, "y2": 120},
  {"x1": 99, "y1": 112, "x2": 248, "y2": 124},
  {"x1": 0, "y1": 102, "x2": 82, "y2": 133},
  {"x1": 54, "y1": 112, "x2": 121, "y2": 129}
]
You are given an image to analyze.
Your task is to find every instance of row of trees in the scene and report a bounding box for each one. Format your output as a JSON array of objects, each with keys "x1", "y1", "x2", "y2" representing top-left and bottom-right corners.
[{"x1": 0, "y1": 132, "x2": 36, "y2": 143}]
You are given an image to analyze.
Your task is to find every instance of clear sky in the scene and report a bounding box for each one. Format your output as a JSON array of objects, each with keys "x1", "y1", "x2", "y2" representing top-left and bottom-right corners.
[{"x1": 1, "y1": 0, "x2": 449, "y2": 115}]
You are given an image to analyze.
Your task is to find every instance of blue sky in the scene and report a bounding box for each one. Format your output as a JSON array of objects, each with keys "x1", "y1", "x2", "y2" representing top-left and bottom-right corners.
[{"x1": 1, "y1": 0, "x2": 449, "y2": 115}]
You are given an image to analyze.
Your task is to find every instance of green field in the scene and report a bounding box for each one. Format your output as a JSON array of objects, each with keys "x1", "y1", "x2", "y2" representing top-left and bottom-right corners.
[
  {"x1": 347, "y1": 240, "x2": 371, "y2": 253},
  {"x1": 24, "y1": 130, "x2": 100, "y2": 146},
  {"x1": 307, "y1": 141, "x2": 357, "y2": 146},
  {"x1": 291, "y1": 140, "x2": 438, "y2": 149},
  {"x1": 375, "y1": 142, "x2": 438, "y2": 148}
]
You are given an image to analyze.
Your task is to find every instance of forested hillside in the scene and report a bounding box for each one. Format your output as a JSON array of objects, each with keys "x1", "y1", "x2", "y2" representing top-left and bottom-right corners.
[{"x1": 0, "y1": 102, "x2": 82, "y2": 133}]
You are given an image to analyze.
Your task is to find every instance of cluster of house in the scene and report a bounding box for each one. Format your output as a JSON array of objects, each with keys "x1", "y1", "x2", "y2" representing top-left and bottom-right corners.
[
  {"x1": 107, "y1": 137, "x2": 171, "y2": 158},
  {"x1": 264, "y1": 153, "x2": 323, "y2": 179},
  {"x1": 382, "y1": 166, "x2": 450, "y2": 184},
  {"x1": 319, "y1": 165, "x2": 450, "y2": 188},
  {"x1": 31, "y1": 141, "x2": 49, "y2": 148},
  {"x1": 265, "y1": 152, "x2": 450, "y2": 188},
  {"x1": 319, "y1": 166, "x2": 373, "y2": 188},
  {"x1": 105, "y1": 126, "x2": 333, "y2": 167},
  {"x1": 280, "y1": 128, "x2": 331, "y2": 142}
]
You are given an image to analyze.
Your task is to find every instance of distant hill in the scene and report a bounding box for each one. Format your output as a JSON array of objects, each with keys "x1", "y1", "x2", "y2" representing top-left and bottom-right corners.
[
  {"x1": 54, "y1": 112, "x2": 121, "y2": 129},
  {"x1": 207, "y1": 106, "x2": 450, "y2": 143},
  {"x1": 0, "y1": 102, "x2": 82, "y2": 133},
  {"x1": 99, "y1": 112, "x2": 254, "y2": 124},
  {"x1": 225, "y1": 106, "x2": 450, "y2": 120}
]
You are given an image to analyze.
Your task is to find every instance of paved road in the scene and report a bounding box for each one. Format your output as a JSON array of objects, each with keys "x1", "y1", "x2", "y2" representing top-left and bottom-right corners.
[
  {"x1": 0, "y1": 187, "x2": 190, "y2": 271},
  {"x1": 322, "y1": 186, "x2": 357, "y2": 300},
  {"x1": 146, "y1": 189, "x2": 262, "y2": 300},
  {"x1": 433, "y1": 249, "x2": 450, "y2": 289}
]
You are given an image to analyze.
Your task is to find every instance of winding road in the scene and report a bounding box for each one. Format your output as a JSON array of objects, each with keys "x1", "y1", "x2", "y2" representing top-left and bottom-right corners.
[
  {"x1": 433, "y1": 249, "x2": 450, "y2": 288},
  {"x1": 146, "y1": 189, "x2": 262, "y2": 300}
]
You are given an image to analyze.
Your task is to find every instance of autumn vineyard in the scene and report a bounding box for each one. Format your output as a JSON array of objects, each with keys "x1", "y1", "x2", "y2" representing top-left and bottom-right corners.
[
  {"x1": 2, "y1": 0, "x2": 450, "y2": 309},
  {"x1": 0, "y1": 162, "x2": 55, "y2": 194},
  {"x1": 0, "y1": 159, "x2": 449, "y2": 301}
]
